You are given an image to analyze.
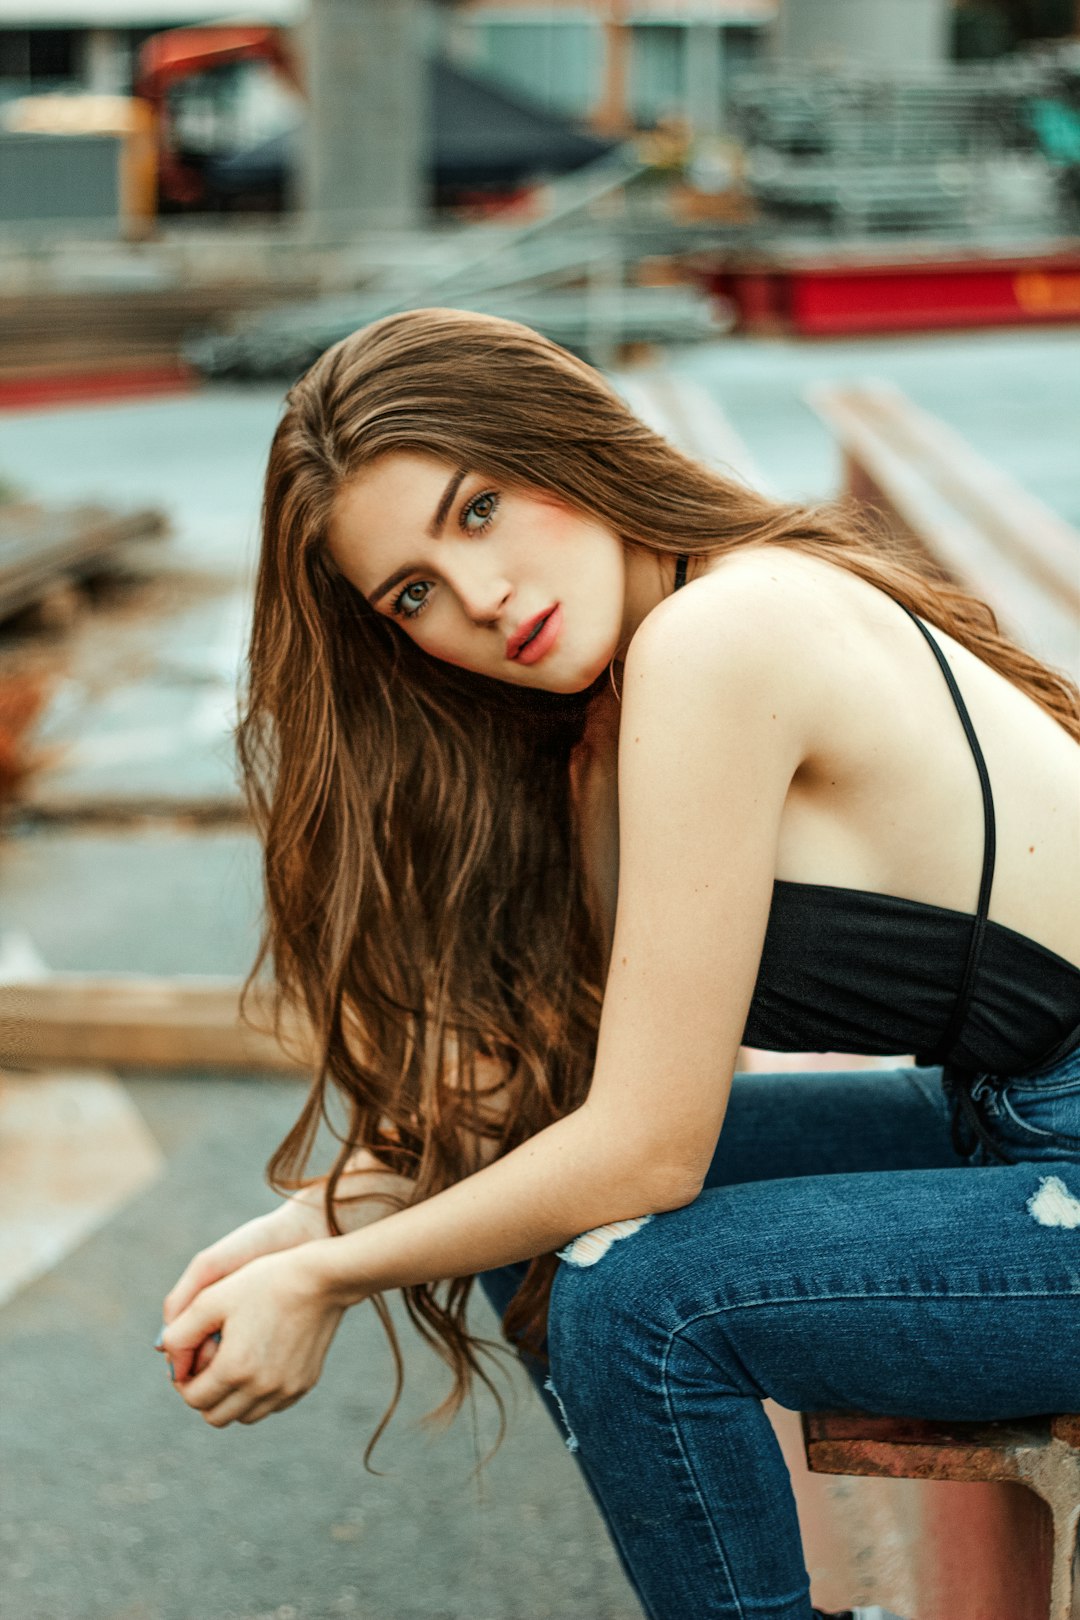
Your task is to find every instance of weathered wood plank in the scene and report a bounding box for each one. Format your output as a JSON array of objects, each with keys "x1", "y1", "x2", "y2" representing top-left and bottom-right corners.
[
  {"x1": 0, "y1": 975, "x2": 309, "y2": 1073},
  {"x1": 0, "y1": 504, "x2": 167, "y2": 623},
  {"x1": 805, "y1": 381, "x2": 1080, "y2": 679}
]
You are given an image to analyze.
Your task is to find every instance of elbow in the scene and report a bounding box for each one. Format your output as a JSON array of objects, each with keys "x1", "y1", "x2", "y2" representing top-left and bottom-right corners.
[
  {"x1": 576, "y1": 1107, "x2": 706, "y2": 1219},
  {"x1": 620, "y1": 1155, "x2": 703, "y2": 1216},
  {"x1": 649, "y1": 1165, "x2": 705, "y2": 1212}
]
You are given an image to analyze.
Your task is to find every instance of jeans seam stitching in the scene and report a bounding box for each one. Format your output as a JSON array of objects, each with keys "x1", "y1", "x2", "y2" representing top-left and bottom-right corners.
[
  {"x1": 653, "y1": 1291, "x2": 1080, "y2": 1615},
  {"x1": 658, "y1": 1328, "x2": 750, "y2": 1618},
  {"x1": 999, "y1": 1090, "x2": 1058, "y2": 1137},
  {"x1": 666, "y1": 1288, "x2": 1080, "y2": 1324}
]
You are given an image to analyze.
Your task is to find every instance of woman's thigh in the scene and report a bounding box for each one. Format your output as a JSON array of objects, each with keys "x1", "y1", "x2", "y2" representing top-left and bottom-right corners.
[
  {"x1": 548, "y1": 1051, "x2": 1080, "y2": 1419},
  {"x1": 478, "y1": 1062, "x2": 960, "y2": 1342},
  {"x1": 702, "y1": 1061, "x2": 959, "y2": 1187},
  {"x1": 548, "y1": 1151, "x2": 1080, "y2": 1423}
]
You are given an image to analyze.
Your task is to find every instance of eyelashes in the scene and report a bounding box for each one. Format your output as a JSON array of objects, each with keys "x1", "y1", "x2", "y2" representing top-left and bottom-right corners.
[{"x1": 389, "y1": 489, "x2": 499, "y2": 620}]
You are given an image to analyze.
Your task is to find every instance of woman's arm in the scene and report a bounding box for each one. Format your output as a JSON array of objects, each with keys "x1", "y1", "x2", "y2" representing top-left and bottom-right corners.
[
  {"x1": 311, "y1": 1104, "x2": 691, "y2": 1305},
  {"x1": 286, "y1": 1144, "x2": 416, "y2": 1233},
  {"x1": 163, "y1": 577, "x2": 810, "y2": 1378},
  {"x1": 162, "y1": 1032, "x2": 513, "y2": 1339},
  {"x1": 305, "y1": 576, "x2": 814, "y2": 1304}
]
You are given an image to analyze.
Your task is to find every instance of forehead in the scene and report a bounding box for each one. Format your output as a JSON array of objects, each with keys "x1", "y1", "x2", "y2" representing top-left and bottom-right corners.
[{"x1": 327, "y1": 451, "x2": 457, "y2": 559}]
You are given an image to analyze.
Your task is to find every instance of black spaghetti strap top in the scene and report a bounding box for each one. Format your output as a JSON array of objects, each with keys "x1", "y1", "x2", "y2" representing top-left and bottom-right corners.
[{"x1": 670, "y1": 554, "x2": 1080, "y2": 1162}]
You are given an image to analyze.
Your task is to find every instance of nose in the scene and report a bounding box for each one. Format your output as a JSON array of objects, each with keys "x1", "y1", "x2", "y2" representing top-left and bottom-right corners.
[{"x1": 450, "y1": 560, "x2": 512, "y2": 626}]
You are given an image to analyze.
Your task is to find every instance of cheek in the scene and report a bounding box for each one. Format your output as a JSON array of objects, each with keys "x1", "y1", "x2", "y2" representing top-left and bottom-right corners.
[
  {"x1": 523, "y1": 503, "x2": 623, "y2": 591},
  {"x1": 529, "y1": 502, "x2": 593, "y2": 552},
  {"x1": 424, "y1": 643, "x2": 473, "y2": 671},
  {"x1": 410, "y1": 617, "x2": 481, "y2": 672}
]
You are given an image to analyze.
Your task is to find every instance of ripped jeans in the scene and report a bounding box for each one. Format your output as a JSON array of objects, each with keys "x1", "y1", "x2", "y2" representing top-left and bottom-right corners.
[{"x1": 477, "y1": 1045, "x2": 1080, "y2": 1620}]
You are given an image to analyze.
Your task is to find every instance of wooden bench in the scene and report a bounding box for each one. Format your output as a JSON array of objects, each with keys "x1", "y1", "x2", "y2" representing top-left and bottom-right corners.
[
  {"x1": 0, "y1": 974, "x2": 306, "y2": 1073},
  {"x1": 804, "y1": 381, "x2": 1080, "y2": 1617}
]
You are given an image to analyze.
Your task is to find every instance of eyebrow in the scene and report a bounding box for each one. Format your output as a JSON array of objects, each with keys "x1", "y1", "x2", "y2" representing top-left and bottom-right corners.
[{"x1": 365, "y1": 466, "x2": 467, "y2": 607}]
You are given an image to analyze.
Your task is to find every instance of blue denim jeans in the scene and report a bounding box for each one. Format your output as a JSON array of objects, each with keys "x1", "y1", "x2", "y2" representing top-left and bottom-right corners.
[{"x1": 478, "y1": 1045, "x2": 1080, "y2": 1620}]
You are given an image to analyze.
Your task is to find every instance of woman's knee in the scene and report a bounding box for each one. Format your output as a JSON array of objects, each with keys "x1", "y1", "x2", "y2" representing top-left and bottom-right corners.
[
  {"x1": 547, "y1": 1213, "x2": 673, "y2": 1379},
  {"x1": 544, "y1": 1208, "x2": 748, "y2": 1456},
  {"x1": 546, "y1": 1190, "x2": 781, "y2": 1386}
]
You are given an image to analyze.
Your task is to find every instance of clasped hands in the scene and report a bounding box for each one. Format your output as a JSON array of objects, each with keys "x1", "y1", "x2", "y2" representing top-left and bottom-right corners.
[{"x1": 157, "y1": 1201, "x2": 354, "y2": 1430}]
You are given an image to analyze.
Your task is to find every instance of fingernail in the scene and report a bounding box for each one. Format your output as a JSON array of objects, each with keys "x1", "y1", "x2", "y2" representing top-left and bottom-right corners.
[
  {"x1": 169, "y1": 1362, "x2": 176, "y2": 1383},
  {"x1": 153, "y1": 1328, "x2": 165, "y2": 1349},
  {"x1": 211, "y1": 1331, "x2": 222, "y2": 1344}
]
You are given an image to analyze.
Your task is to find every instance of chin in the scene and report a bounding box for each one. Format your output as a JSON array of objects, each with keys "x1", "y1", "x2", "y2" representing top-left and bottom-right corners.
[
  {"x1": 534, "y1": 649, "x2": 613, "y2": 696},
  {"x1": 537, "y1": 672, "x2": 599, "y2": 695}
]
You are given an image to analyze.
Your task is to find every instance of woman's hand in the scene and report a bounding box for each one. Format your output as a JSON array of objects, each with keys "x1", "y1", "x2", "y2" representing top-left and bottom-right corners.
[
  {"x1": 161, "y1": 1196, "x2": 331, "y2": 1383},
  {"x1": 160, "y1": 1247, "x2": 350, "y2": 1428}
]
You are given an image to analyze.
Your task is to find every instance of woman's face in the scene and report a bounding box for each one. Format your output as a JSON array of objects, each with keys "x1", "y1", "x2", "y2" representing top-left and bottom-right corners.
[{"x1": 327, "y1": 452, "x2": 630, "y2": 693}]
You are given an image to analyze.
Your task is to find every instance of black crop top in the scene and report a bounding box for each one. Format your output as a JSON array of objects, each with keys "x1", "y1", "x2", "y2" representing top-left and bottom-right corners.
[{"x1": 670, "y1": 555, "x2": 1080, "y2": 1162}]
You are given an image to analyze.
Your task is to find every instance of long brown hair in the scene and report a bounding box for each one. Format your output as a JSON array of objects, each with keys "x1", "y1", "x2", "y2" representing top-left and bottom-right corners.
[{"x1": 240, "y1": 307, "x2": 1079, "y2": 1468}]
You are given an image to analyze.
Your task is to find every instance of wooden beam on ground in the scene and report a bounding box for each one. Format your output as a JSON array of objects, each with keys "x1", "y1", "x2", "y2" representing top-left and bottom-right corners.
[
  {"x1": 0, "y1": 503, "x2": 167, "y2": 624},
  {"x1": 805, "y1": 380, "x2": 1080, "y2": 679},
  {"x1": 0, "y1": 975, "x2": 309, "y2": 1073}
]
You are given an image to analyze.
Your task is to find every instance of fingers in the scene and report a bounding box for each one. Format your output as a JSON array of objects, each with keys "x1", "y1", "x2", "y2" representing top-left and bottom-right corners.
[
  {"x1": 162, "y1": 1218, "x2": 267, "y2": 1322},
  {"x1": 165, "y1": 1329, "x2": 219, "y2": 1387},
  {"x1": 185, "y1": 1379, "x2": 305, "y2": 1429},
  {"x1": 239, "y1": 1393, "x2": 300, "y2": 1426},
  {"x1": 170, "y1": 1347, "x2": 195, "y2": 1384},
  {"x1": 191, "y1": 1389, "x2": 257, "y2": 1428},
  {"x1": 163, "y1": 1253, "x2": 222, "y2": 1325},
  {"x1": 187, "y1": 1333, "x2": 220, "y2": 1380},
  {"x1": 161, "y1": 1296, "x2": 223, "y2": 1376},
  {"x1": 174, "y1": 1353, "x2": 235, "y2": 1413},
  {"x1": 212, "y1": 1388, "x2": 305, "y2": 1427}
]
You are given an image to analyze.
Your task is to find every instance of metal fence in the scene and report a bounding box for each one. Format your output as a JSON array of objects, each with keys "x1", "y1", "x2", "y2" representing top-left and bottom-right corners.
[{"x1": 729, "y1": 56, "x2": 1077, "y2": 233}]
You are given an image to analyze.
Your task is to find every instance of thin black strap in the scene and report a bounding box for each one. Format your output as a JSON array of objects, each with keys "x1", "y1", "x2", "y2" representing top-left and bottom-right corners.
[
  {"x1": 895, "y1": 602, "x2": 996, "y2": 1061},
  {"x1": 674, "y1": 553, "x2": 689, "y2": 591}
]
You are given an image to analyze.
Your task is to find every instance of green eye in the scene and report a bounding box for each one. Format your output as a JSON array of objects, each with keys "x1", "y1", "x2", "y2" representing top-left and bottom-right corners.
[
  {"x1": 461, "y1": 491, "x2": 498, "y2": 532},
  {"x1": 392, "y1": 580, "x2": 432, "y2": 619},
  {"x1": 388, "y1": 489, "x2": 498, "y2": 623}
]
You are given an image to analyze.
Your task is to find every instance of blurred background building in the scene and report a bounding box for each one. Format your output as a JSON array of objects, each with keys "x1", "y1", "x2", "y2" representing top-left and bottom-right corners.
[
  {"x1": 0, "y1": 1, "x2": 1077, "y2": 234},
  {"x1": 0, "y1": 0, "x2": 1076, "y2": 387}
]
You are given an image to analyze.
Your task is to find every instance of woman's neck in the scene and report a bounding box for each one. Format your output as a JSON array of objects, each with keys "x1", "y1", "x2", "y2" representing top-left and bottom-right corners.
[{"x1": 617, "y1": 548, "x2": 691, "y2": 657}]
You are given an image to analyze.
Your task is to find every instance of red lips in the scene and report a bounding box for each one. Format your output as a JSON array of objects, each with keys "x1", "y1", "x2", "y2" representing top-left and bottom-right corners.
[{"x1": 507, "y1": 606, "x2": 556, "y2": 660}]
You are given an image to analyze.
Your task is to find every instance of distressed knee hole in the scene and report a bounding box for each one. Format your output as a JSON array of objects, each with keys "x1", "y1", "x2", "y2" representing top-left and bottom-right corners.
[
  {"x1": 543, "y1": 1376, "x2": 579, "y2": 1452},
  {"x1": 556, "y1": 1214, "x2": 654, "y2": 1268},
  {"x1": 1028, "y1": 1175, "x2": 1080, "y2": 1228}
]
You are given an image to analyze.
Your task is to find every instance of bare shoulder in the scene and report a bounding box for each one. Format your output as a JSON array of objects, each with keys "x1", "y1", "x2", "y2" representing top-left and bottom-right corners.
[
  {"x1": 623, "y1": 544, "x2": 856, "y2": 751},
  {"x1": 629, "y1": 544, "x2": 863, "y2": 664}
]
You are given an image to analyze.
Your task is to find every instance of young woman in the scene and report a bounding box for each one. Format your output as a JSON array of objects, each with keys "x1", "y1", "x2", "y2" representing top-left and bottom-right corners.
[{"x1": 160, "y1": 308, "x2": 1080, "y2": 1620}]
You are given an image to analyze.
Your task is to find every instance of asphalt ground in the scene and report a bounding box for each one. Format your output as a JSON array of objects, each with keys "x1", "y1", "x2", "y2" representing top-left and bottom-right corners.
[
  {"x1": 1, "y1": 325, "x2": 1077, "y2": 1620},
  {"x1": 1, "y1": 1069, "x2": 635, "y2": 1620}
]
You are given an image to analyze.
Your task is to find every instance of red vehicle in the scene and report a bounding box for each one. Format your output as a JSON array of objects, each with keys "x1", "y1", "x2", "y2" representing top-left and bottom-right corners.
[
  {"x1": 135, "y1": 24, "x2": 302, "y2": 212},
  {"x1": 134, "y1": 22, "x2": 612, "y2": 215}
]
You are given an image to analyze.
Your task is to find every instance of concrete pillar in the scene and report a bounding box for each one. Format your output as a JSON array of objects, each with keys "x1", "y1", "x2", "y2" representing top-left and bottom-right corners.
[
  {"x1": 593, "y1": 0, "x2": 632, "y2": 136},
  {"x1": 300, "y1": 0, "x2": 430, "y2": 238},
  {"x1": 82, "y1": 28, "x2": 127, "y2": 95},
  {"x1": 684, "y1": 23, "x2": 726, "y2": 136},
  {"x1": 771, "y1": 0, "x2": 951, "y2": 70}
]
